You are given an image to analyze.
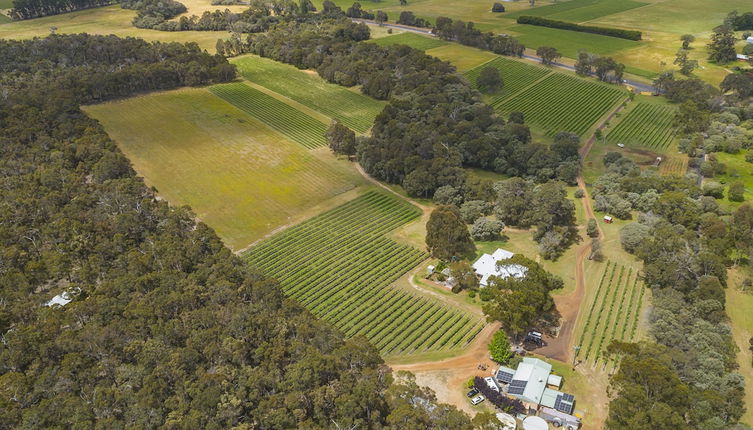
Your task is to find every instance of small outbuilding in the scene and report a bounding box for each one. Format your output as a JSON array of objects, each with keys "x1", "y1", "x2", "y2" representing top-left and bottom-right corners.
[
  {"x1": 603, "y1": 215, "x2": 613, "y2": 224},
  {"x1": 746, "y1": 36, "x2": 753, "y2": 44}
]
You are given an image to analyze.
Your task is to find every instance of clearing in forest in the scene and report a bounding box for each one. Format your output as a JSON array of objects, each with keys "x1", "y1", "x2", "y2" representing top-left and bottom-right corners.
[
  {"x1": 84, "y1": 87, "x2": 364, "y2": 250},
  {"x1": 606, "y1": 102, "x2": 677, "y2": 149},
  {"x1": 245, "y1": 191, "x2": 483, "y2": 357},
  {"x1": 464, "y1": 56, "x2": 552, "y2": 105},
  {"x1": 495, "y1": 72, "x2": 626, "y2": 136},
  {"x1": 231, "y1": 55, "x2": 385, "y2": 133},
  {"x1": 370, "y1": 32, "x2": 449, "y2": 51},
  {"x1": 574, "y1": 261, "x2": 646, "y2": 367}
]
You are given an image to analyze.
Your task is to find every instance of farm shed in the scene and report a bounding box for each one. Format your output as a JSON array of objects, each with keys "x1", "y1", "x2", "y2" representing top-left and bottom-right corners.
[
  {"x1": 472, "y1": 248, "x2": 527, "y2": 286},
  {"x1": 496, "y1": 358, "x2": 576, "y2": 415},
  {"x1": 603, "y1": 215, "x2": 613, "y2": 223}
]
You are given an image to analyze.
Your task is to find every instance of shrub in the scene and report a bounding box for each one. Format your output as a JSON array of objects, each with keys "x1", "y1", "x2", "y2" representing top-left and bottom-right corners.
[
  {"x1": 587, "y1": 219, "x2": 598, "y2": 237},
  {"x1": 516, "y1": 16, "x2": 642, "y2": 41},
  {"x1": 728, "y1": 182, "x2": 745, "y2": 202},
  {"x1": 574, "y1": 188, "x2": 585, "y2": 198},
  {"x1": 620, "y1": 222, "x2": 650, "y2": 253},
  {"x1": 491, "y1": 2, "x2": 505, "y2": 12},
  {"x1": 473, "y1": 377, "x2": 526, "y2": 414},
  {"x1": 489, "y1": 331, "x2": 513, "y2": 363}
]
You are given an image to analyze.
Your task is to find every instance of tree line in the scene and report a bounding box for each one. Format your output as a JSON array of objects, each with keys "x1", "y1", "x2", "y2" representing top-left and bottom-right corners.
[
  {"x1": 9, "y1": 0, "x2": 115, "y2": 19},
  {"x1": 0, "y1": 34, "x2": 478, "y2": 429},
  {"x1": 516, "y1": 15, "x2": 642, "y2": 41}
]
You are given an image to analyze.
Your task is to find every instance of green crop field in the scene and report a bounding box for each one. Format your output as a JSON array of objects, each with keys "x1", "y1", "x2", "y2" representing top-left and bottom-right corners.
[
  {"x1": 425, "y1": 43, "x2": 498, "y2": 72},
  {"x1": 84, "y1": 87, "x2": 364, "y2": 250},
  {"x1": 495, "y1": 72, "x2": 626, "y2": 136},
  {"x1": 464, "y1": 56, "x2": 552, "y2": 104},
  {"x1": 0, "y1": 0, "x2": 13, "y2": 9},
  {"x1": 210, "y1": 82, "x2": 328, "y2": 149},
  {"x1": 606, "y1": 103, "x2": 677, "y2": 149},
  {"x1": 505, "y1": 0, "x2": 648, "y2": 22},
  {"x1": 231, "y1": 55, "x2": 385, "y2": 133},
  {"x1": 245, "y1": 191, "x2": 482, "y2": 357},
  {"x1": 575, "y1": 261, "x2": 645, "y2": 366},
  {"x1": 371, "y1": 32, "x2": 449, "y2": 51},
  {"x1": 507, "y1": 24, "x2": 640, "y2": 58}
]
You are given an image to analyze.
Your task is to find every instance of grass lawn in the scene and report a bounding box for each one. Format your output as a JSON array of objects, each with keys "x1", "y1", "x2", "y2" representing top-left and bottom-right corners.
[
  {"x1": 505, "y1": 0, "x2": 648, "y2": 22},
  {"x1": 727, "y1": 268, "x2": 753, "y2": 427},
  {"x1": 231, "y1": 55, "x2": 385, "y2": 133},
  {"x1": 0, "y1": 0, "x2": 13, "y2": 8},
  {"x1": 370, "y1": 31, "x2": 449, "y2": 50},
  {"x1": 425, "y1": 43, "x2": 497, "y2": 72},
  {"x1": 507, "y1": 24, "x2": 641, "y2": 58},
  {"x1": 714, "y1": 152, "x2": 753, "y2": 203},
  {"x1": 84, "y1": 87, "x2": 365, "y2": 250}
]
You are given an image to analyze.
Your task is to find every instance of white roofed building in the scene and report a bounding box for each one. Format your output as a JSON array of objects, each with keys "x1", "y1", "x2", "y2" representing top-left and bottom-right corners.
[{"x1": 472, "y1": 248, "x2": 527, "y2": 286}]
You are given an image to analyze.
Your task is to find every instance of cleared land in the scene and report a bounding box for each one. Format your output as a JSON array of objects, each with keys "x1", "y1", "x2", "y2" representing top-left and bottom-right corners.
[
  {"x1": 245, "y1": 191, "x2": 482, "y2": 357},
  {"x1": 714, "y1": 152, "x2": 753, "y2": 203},
  {"x1": 507, "y1": 24, "x2": 641, "y2": 58},
  {"x1": 505, "y1": 0, "x2": 648, "y2": 22},
  {"x1": 495, "y1": 72, "x2": 626, "y2": 136},
  {"x1": 84, "y1": 87, "x2": 363, "y2": 249},
  {"x1": 606, "y1": 102, "x2": 677, "y2": 149},
  {"x1": 574, "y1": 261, "x2": 645, "y2": 366},
  {"x1": 231, "y1": 55, "x2": 385, "y2": 133},
  {"x1": 464, "y1": 56, "x2": 552, "y2": 104},
  {"x1": 425, "y1": 43, "x2": 497, "y2": 72},
  {"x1": 211, "y1": 82, "x2": 328, "y2": 149},
  {"x1": 370, "y1": 32, "x2": 449, "y2": 50}
]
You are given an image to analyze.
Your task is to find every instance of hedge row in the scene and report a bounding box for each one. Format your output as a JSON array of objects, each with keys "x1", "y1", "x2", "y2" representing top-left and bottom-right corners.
[{"x1": 516, "y1": 16, "x2": 642, "y2": 41}]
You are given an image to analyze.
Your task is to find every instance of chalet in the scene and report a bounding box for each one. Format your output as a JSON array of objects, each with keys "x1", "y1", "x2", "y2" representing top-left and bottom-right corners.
[{"x1": 472, "y1": 248, "x2": 527, "y2": 287}]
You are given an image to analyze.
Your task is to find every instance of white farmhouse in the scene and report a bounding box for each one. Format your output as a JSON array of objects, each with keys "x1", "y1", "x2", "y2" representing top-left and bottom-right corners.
[{"x1": 472, "y1": 248, "x2": 527, "y2": 287}]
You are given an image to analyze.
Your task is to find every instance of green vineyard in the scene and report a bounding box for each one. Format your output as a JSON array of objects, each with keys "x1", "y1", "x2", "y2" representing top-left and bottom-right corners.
[
  {"x1": 210, "y1": 82, "x2": 328, "y2": 149},
  {"x1": 495, "y1": 73, "x2": 626, "y2": 136},
  {"x1": 232, "y1": 55, "x2": 385, "y2": 133},
  {"x1": 575, "y1": 261, "x2": 645, "y2": 366},
  {"x1": 371, "y1": 32, "x2": 450, "y2": 51},
  {"x1": 606, "y1": 102, "x2": 677, "y2": 149},
  {"x1": 244, "y1": 191, "x2": 482, "y2": 356},
  {"x1": 464, "y1": 56, "x2": 552, "y2": 105}
]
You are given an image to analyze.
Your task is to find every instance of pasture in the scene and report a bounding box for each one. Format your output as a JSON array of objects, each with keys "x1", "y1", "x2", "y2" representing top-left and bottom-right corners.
[
  {"x1": 245, "y1": 191, "x2": 482, "y2": 357},
  {"x1": 210, "y1": 82, "x2": 328, "y2": 149},
  {"x1": 506, "y1": 24, "x2": 641, "y2": 58},
  {"x1": 714, "y1": 152, "x2": 753, "y2": 203},
  {"x1": 606, "y1": 102, "x2": 677, "y2": 149},
  {"x1": 425, "y1": 43, "x2": 498, "y2": 72},
  {"x1": 370, "y1": 32, "x2": 449, "y2": 50},
  {"x1": 574, "y1": 261, "x2": 646, "y2": 367},
  {"x1": 464, "y1": 56, "x2": 552, "y2": 104},
  {"x1": 495, "y1": 72, "x2": 626, "y2": 136},
  {"x1": 84, "y1": 87, "x2": 364, "y2": 250},
  {"x1": 231, "y1": 55, "x2": 385, "y2": 133},
  {"x1": 505, "y1": 0, "x2": 648, "y2": 22}
]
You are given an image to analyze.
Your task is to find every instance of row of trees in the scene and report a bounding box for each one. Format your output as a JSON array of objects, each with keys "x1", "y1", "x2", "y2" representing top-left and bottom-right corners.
[
  {"x1": 0, "y1": 33, "x2": 480, "y2": 429},
  {"x1": 9, "y1": 0, "x2": 114, "y2": 19},
  {"x1": 433, "y1": 16, "x2": 525, "y2": 57},
  {"x1": 575, "y1": 50, "x2": 625, "y2": 83},
  {"x1": 516, "y1": 15, "x2": 642, "y2": 41}
]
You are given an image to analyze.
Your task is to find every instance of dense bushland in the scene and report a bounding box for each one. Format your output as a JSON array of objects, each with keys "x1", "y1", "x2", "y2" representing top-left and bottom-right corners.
[{"x1": 9, "y1": 0, "x2": 115, "y2": 19}]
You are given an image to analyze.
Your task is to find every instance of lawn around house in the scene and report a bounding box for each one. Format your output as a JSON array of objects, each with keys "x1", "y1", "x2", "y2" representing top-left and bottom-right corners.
[{"x1": 83, "y1": 87, "x2": 365, "y2": 250}]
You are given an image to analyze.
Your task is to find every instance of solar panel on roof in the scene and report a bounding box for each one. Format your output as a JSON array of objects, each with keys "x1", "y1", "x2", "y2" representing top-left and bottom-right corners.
[
  {"x1": 508, "y1": 380, "x2": 527, "y2": 395},
  {"x1": 562, "y1": 393, "x2": 574, "y2": 402},
  {"x1": 496, "y1": 370, "x2": 514, "y2": 384},
  {"x1": 554, "y1": 394, "x2": 574, "y2": 414}
]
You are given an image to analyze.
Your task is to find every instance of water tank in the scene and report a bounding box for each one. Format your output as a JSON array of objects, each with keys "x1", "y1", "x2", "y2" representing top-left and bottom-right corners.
[{"x1": 522, "y1": 416, "x2": 548, "y2": 430}]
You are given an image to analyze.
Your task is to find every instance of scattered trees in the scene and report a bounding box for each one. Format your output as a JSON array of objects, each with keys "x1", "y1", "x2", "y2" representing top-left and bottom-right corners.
[
  {"x1": 587, "y1": 218, "x2": 599, "y2": 237},
  {"x1": 729, "y1": 181, "x2": 745, "y2": 202},
  {"x1": 491, "y1": 2, "x2": 505, "y2": 12},
  {"x1": 680, "y1": 33, "x2": 695, "y2": 49},
  {"x1": 536, "y1": 46, "x2": 561, "y2": 65},
  {"x1": 477, "y1": 66, "x2": 503, "y2": 92},
  {"x1": 674, "y1": 49, "x2": 698, "y2": 75},
  {"x1": 426, "y1": 205, "x2": 476, "y2": 260},
  {"x1": 449, "y1": 261, "x2": 480, "y2": 292},
  {"x1": 472, "y1": 218, "x2": 505, "y2": 241},
  {"x1": 707, "y1": 25, "x2": 737, "y2": 64},
  {"x1": 326, "y1": 120, "x2": 356, "y2": 156}
]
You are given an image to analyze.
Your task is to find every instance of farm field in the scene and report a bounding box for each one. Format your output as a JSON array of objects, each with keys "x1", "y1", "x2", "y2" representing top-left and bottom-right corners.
[
  {"x1": 505, "y1": 0, "x2": 648, "y2": 22},
  {"x1": 713, "y1": 152, "x2": 753, "y2": 203},
  {"x1": 210, "y1": 82, "x2": 328, "y2": 149},
  {"x1": 0, "y1": 4, "x2": 229, "y2": 52},
  {"x1": 574, "y1": 261, "x2": 646, "y2": 367},
  {"x1": 370, "y1": 32, "x2": 449, "y2": 50},
  {"x1": 425, "y1": 43, "x2": 498, "y2": 72},
  {"x1": 464, "y1": 56, "x2": 552, "y2": 105},
  {"x1": 506, "y1": 24, "x2": 641, "y2": 58},
  {"x1": 84, "y1": 87, "x2": 364, "y2": 250},
  {"x1": 495, "y1": 72, "x2": 626, "y2": 136},
  {"x1": 231, "y1": 55, "x2": 385, "y2": 133},
  {"x1": 244, "y1": 191, "x2": 483, "y2": 357},
  {"x1": 606, "y1": 102, "x2": 677, "y2": 149}
]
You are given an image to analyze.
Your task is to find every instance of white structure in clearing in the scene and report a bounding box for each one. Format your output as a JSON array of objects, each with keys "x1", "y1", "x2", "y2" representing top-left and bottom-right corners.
[
  {"x1": 746, "y1": 36, "x2": 753, "y2": 44},
  {"x1": 472, "y1": 248, "x2": 527, "y2": 287}
]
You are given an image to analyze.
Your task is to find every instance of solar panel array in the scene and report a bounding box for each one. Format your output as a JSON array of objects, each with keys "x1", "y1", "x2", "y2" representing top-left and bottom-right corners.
[
  {"x1": 554, "y1": 393, "x2": 575, "y2": 415},
  {"x1": 496, "y1": 370, "x2": 514, "y2": 384},
  {"x1": 508, "y1": 380, "x2": 527, "y2": 396}
]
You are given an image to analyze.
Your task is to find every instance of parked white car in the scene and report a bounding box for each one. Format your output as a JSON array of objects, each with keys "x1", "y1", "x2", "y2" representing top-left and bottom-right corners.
[
  {"x1": 471, "y1": 395, "x2": 485, "y2": 405},
  {"x1": 484, "y1": 376, "x2": 500, "y2": 392}
]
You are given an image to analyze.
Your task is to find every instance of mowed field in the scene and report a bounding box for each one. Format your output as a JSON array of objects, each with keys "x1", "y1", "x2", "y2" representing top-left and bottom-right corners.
[
  {"x1": 232, "y1": 55, "x2": 386, "y2": 133},
  {"x1": 245, "y1": 191, "x2": 483, "y2": 357},
  {"x1": 84, "y1": 87, "x2": 364, "y2": 250},
  {"x1": 505, "y1": 0, "x2": 648, "y2": 21},
  {"x1": 370, "y1": 32, "x2": 449, "y2": 50}
]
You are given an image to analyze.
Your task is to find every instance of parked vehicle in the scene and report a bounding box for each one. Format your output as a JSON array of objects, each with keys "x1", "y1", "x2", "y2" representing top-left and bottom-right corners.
[
  {"x1": 471, "y1": 395, "x2": 485, "y2": 405},
  {"x1": 466, "y1": 388, "x2": 480, "y2": 398}
]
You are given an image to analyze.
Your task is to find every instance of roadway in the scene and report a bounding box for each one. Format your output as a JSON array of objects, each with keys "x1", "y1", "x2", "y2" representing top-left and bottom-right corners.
[{"x1": 353, "y1": 18, "x2": 656, "y2": 93}]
